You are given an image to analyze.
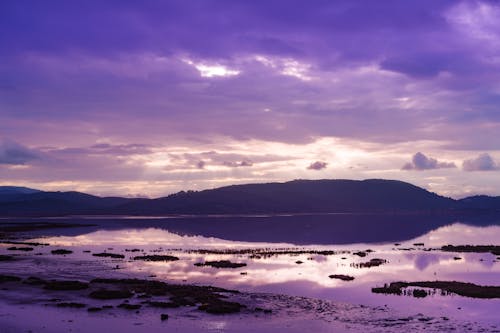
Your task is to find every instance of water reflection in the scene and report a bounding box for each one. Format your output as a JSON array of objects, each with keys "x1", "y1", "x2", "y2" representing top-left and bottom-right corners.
[
  {"x1": 15, "y1": 212, "x2": 500, "y2": 244},
  {"x1": 31, "y1": 223, "x2": 500, "y2": 291},
  {"x1": 3, "y1": 222, "x2": 498, "y2": 325}
]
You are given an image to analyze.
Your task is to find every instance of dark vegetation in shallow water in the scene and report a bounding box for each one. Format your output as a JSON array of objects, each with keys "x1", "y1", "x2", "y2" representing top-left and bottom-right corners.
[
  {"x1": 372, "y1": 281, "x2": 500, "y2": 299},
  {"x1": 198, "y1": 299, "x2": 245, "y2": 314},
  {"x1": 89, "y1": 289, "x2": 133, "y2": 299},
  {"x1": 0, "y1": 275, "x2": 247, "y2": 315},
  {"x1": 87, "y1": 307, "x2": 103, "y2": 312},
  {"x1": 329, "y1": 274, "x2": 355, "y2": 281},
  {"x1": 56, "y1": 302, "x2": 86, "y2": 308},
  {"x1": 118, "y1": 303, "x2": 141, "y2": 310},
  {"x1": 7, "y1": 246, "x2": 33, "y2": 251},
  {"x1": 441, "y1": 245, "x2": 500, "y2": 256},
  {"x1": 146, "y1": 300, "x2": 181, "y2": 308},
  {"x1": 51, "y1": 249, "x2": 73, "y2": 255},
  {"x1": 0, "y1": 240, "x2": 49, "y2": 246},
  {"x1": 89, "y1": 278, "x2": 243, "y2": 314},
  {"x1": 0, "y1": 254, "x2": 14, "y2": 261},
  {"x1": 0, "y1": 274, "x2": 22, "y2": 283},
  {"x1": 187, "y1": 248, "x2": 342, "y2": 257},
  {"x1": 23, "y1": 276, "x2": 46, "y2": 285},
  {"x1": 194, "y1": 260, "x2": 247, "y2": 269},
  {"x1": 133, "y1": 255, "x2": 179, "y2": 262},
  {"x1": 92, "y1": 252, "x2": 125, "y2": 259},
  {"x1": 353, "y1": 251, "x2": 367, "y2": 257},
  {"x1": 351, "y1": 258, "x2": 387, "y2": 268},
  {"x1": 44, "y1": 280, "x2": 89, "y2": 291}
]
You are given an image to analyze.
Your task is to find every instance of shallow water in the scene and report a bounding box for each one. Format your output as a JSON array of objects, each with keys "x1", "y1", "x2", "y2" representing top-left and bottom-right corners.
[{"x1": 1, "y1": 217, "x2": 499, "y2": 331}]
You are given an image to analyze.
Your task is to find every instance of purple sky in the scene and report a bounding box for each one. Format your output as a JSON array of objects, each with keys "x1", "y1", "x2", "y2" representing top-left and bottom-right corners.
[{"x1": 1, "y1": 0, "x2": 500, "y2": 198}]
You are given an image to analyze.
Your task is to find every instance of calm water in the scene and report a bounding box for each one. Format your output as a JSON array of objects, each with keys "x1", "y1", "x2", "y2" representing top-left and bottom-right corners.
[{"x1": 5, "y1": 215, "x2": 497, "y2": 326}]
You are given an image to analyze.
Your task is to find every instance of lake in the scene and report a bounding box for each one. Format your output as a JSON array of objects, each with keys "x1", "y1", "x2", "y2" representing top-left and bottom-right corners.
[{"x1": 1, "y1": 214, "x2": 499, "y2": 332}]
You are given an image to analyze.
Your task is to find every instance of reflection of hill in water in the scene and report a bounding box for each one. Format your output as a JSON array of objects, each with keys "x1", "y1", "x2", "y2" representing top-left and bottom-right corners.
[{"x1": 19, "y1": 212, "x2": 500, "y2": 245}]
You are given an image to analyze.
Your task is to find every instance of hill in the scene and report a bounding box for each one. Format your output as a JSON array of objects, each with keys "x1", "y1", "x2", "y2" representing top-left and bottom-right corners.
[{"x1": 0, "y1": 179, "x2": 498, "y2": 217}]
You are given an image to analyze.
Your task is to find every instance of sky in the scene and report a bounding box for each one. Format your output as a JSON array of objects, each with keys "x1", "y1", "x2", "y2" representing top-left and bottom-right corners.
[{"x1": 1, "y1": 0, "x2": 500, "y2": 198}]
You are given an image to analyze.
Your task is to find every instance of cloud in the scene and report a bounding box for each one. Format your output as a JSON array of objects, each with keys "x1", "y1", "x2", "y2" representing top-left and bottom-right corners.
[
  {"x1": 462, "y1": 153, "x2": 499, "y2": 171},
  {"x1": 402, "y1": 152, "x2": 456, "y2": 171},
  {"x1": 0, "y1": 139, "x2": 39, "y2": 165},
  {"x1": 222, "y1": 160, "x2": 253, "y2": 168},
  {"x1": 196, "y1": 160, "x2": 205, "y2": 169},
  {"x1": 307, "y1": 161, "x2": 328, "y2": 170}
]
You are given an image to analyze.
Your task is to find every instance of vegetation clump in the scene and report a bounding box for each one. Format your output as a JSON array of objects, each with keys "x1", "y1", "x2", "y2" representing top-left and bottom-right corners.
[
  {"x1": 194, "y1": 260, "x2": 246, "y2": 269},
  {"x1": 412, "y1": 289, "x2": 428, "y2": 298},
  {"x1": 89, "y1": 289, "x2": 133, "y2": 299},
  {"x1": 44, "y1": 280, "x2": 89, "y2": 290},
  {"x1": 92, "y1": 252, "x2": 125, "y2": 259},
  {"x1": 329, "y1": 274, "x2": 355, "y2": 281},
  {"x1": 0, "y1": 275, "x2": 247, "y2": 316},
  {"x1": 351, "y1": 258, "x2": 387, "y2": 268},
  {"x1": 372, "y1": 281, "x2": 500, "y2": 299},
  {"x1": 441, "y1": 245, "x2": 500, "y2": 256},
  {"x1": 146, "y1": 301, "x2": 180, "y2": 308},
  {"x1": 51, "y1": 249, "x2": 73, "y2": 255},
  {"x1": 87, "y1": 307, "x2": 103, "y2": 312},
  {"x1": 23, "y1": 276, "x2": 46, "y2": 285},
  {"x1": 118, "y1": 303, "x2": 141, "y2": 310},
  {"x1": 0, "y1": 274, "x2": 22, "y2": 283},
  {"x1": 133, "y1": 255, "x2": 179, "y2": 262},
  {"x1": 198, "y1": 299, "x2": 245, "y2": 314},
  {"x1": 125, "y1": 248, "x2": 142, "y2": 252},
  {"x1": 7, "y1": 246, "x2": 33, "y2": 251},
  {"x1": 56, "y1": 302, "x2": 86, "y2": 308}
]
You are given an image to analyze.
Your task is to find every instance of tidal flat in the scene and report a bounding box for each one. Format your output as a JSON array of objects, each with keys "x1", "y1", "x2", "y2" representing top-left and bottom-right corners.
[{"x1": 0, "y1": 215, "x2": 499, "y2": 332}]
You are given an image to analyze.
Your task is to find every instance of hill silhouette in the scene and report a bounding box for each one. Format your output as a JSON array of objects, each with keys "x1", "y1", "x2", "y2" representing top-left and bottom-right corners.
[{"x1": 0, "y1": 179, "x2": 498, "y2": 217}]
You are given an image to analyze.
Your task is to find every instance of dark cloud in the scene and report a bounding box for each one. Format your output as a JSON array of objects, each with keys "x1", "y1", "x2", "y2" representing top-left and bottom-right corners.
[
  {"x1": 0, "y1": 139, "x2": 39, "y2": 165},
  {"x1": 1, "y1": 1, "x2": 500, "y2": 148},
  {"x1": 462, "y1": 153, "x2": 499, "y2": 171},
  {"x1": 402, "y1": 152, "x2": 456, "y2": 171},
  {"x1": 196, "y1": 160, "x2": 205, "y2": 169},
  {"x1": 47, "y1": 143, "x2": 153, "y2": 156},
  {"x1": 307, "y1": 161, "x2": 328, "y2": 170}
]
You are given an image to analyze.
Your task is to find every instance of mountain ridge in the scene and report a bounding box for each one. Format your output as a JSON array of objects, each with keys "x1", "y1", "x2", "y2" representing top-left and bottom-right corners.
[{"x1": 0, "y1": 179, "x2": 499, "y2": 217}]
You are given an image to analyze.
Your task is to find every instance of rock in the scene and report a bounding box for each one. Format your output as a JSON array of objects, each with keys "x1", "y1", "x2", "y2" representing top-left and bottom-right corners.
[{"x1": 160, "y1": 313, "x2": 169, "y2": 321}]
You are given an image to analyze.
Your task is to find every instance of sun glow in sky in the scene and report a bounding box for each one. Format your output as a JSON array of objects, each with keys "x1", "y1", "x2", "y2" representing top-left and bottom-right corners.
[{"x1": 1, "y1": 1, "x2": 500, "y2": 198}]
